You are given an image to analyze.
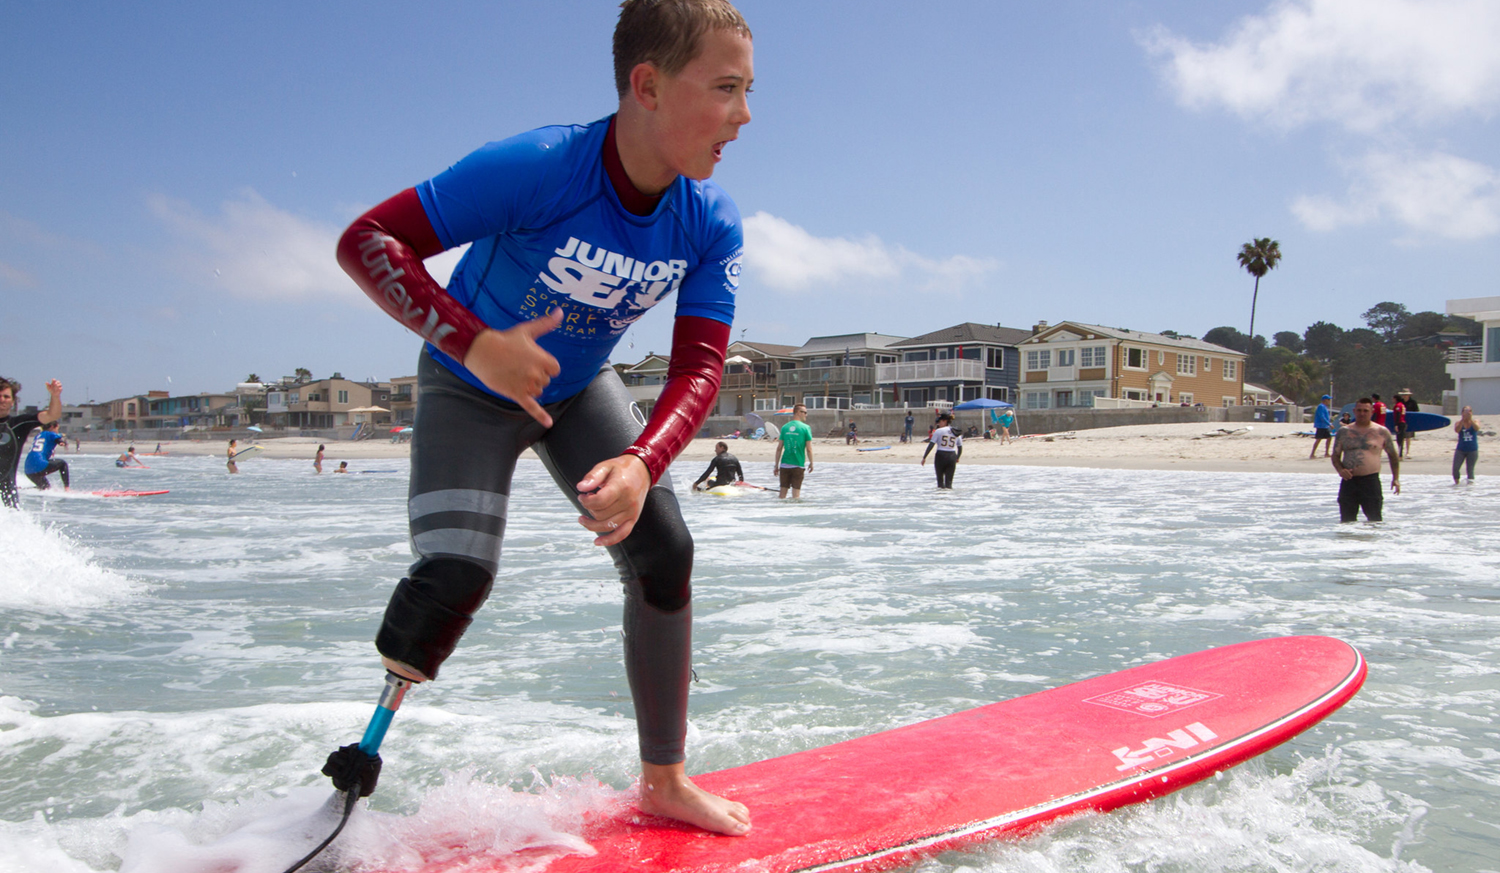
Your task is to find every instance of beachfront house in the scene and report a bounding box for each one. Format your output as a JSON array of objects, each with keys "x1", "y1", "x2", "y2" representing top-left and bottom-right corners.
[
  {"x1": 716, "y1": 340, "x2": 799, "y2": 417},
  {"x1": 389, "y1": 375, "x2": 417, "y2": 424},
  {"x1": 1017, "y1": 321, "x2": 1247, "y2": 409},
  {"x1": 263, "y1": 375, "x2": 373, "y2": 429},
  {"x1": 775, "y1": 333, "x2": 908, "y2": 411},
  {"x1": 618, "y1": 353, "x2": 672, "y2": 418},
  {"x1": 879, "y1": 322, "x2": 1032, "y2": 408},
  {"x1": 1445, "y1": 296, "x2": 1500, "y2": 414},
  {"x1": 142, "y1": 392, "x2": 238, "y2": 430}
]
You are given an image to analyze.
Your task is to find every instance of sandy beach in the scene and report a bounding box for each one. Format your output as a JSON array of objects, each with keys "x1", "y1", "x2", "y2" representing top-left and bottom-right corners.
[{"x1": 85, "y1": 422, "x2": 1474, "y2": 477}]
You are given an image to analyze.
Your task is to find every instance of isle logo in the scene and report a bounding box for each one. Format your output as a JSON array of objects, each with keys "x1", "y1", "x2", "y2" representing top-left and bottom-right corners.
[{"x1": 1111, "y1": 722, "x2": 1219, "y2": 771}]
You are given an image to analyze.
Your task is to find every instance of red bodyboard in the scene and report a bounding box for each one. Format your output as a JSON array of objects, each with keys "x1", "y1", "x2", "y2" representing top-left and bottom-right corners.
[
  {"x1": 91, "y1": 489, "x2": 170, "y2": 497},
  {"x1": 391, "y1": 635, "x2": 1364, "y2": 873}
]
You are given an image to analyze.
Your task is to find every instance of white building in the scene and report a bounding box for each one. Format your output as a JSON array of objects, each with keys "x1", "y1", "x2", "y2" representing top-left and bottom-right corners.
[{"x1": 1445, "y1": 296, "x2": 1500, "y2": 414}]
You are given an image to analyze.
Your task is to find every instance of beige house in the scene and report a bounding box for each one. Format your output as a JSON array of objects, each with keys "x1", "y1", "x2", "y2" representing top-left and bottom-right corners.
[
  {"x1": 264, "y1": 376, "x2": 373, "y2": 428},
  {"x1": 1017, "y1": 322, "x2": 1247, "y2": 409}
]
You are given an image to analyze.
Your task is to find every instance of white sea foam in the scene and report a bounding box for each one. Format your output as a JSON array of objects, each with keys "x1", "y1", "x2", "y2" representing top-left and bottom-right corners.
[{"x1": 0, "y1": 506, "x2": 145, "y2": 611}]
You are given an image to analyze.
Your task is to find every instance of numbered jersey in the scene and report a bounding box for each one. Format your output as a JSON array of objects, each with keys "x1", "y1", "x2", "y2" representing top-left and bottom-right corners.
[
  {"x1": 930, "y1": 425, "x2": 963, "y2": 453},
  {"x1": 415, "y1": 116, "x2": 742, "y2": 403}
]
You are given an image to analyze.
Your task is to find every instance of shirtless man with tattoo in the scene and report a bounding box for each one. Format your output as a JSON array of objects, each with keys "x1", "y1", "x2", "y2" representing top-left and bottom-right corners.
[{"x1": 1331, "y1": 397, "x2": 1400, "y2": 522}]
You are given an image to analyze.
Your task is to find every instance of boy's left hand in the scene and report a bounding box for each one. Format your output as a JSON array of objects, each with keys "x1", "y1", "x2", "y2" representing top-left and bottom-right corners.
[{"x1": 576, "y1": 455, "x2": 651, "y2": 547}]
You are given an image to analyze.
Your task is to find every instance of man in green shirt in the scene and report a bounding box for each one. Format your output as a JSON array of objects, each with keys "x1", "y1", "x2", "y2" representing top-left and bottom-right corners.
[{"x1": 772, "y1": 403, "x2": 814, "y2": 498}]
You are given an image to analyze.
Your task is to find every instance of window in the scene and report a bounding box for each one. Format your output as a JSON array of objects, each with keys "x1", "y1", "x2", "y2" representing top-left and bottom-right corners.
[
  {"x1": 1056, "y1": 349, "x2": 1076, "y2": 367},
  {"x1": 1080, "y1": 346, "x2": 1107, "y2": 368},
  {"x1": 1176, "y1": 353, "x2": 1196, "y2": 375},
  {"x1": 1124, "y1": 389, "x2": 1146, "y2": 400},
  {"x1": 1488, "y1": 327, "x2": 1500, "y2": 363},
  {"x1": 338, "y1": 390, "x2": 349, "y2": 403},
  {"x1": 875, "y1": 354, "x2": 896, "y2": 364},
  {"x1": 1202, "y1": 356, "x2": 1211, "y2": 371},
  {"x1": 986, "y1": 386, "x2": 1009, "y2": 401},
  {"x1": 308, "y1": 393, "x2": 321, "y2": 401},
  {"x1": 1223, "y1": 396, "x2": 1236, "y2": 408},
  {"x1": 809, "y1": 358, "x2": 833, "y2": 368},
  {"x1": 1126, "y1": 348, "x2": 1146, "y2": 369},
  {"x1": 1024, "y1": 390, "x2": 1051, "y2": 409},
  {"x1": 1157, "y1": 350, "x2": 1165, "y2": 365},
  {"x1": 1026, "y1": 349, "x2": 1052, "y2": 370},
  {"x1": 1178, "y1": 392, "x2": 1194, "y2": 405},
  {"x1": 903, "y1": 351, "x2": 929, "y2": 362},
  {"x1": 960, "y1": 347, "x2": 981, "y2": 359},
  {"x1": 1056, "y1": 390, "x2": 1072, "y2": 407},
  {"x1": 986, "y1": 348, "x2": 1006, "y2": 368},
  {"x1": 1223, "y1": 360, "x2": 1237, "y2": 380}
]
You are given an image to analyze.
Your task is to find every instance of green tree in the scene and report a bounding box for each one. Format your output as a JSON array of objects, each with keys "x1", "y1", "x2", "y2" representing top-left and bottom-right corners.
[
  {"x1": 1361, "y1": 302, "x2": 1410, "y2": 342},
  {"x1": 1303, "y1": 321, "x2": 1344, "y2": 360},
  {"x1": 245, "y1": 373, "x2": 261, "y2": 383},
  {"x1": 1237, "y1": 238, "x2": 1282, "y2": 403},
  {"x1": 294, "y1": 367, "x2": 313, "y2": 382},
  {"x1": 1273, "y1": 331, "x2": 1304, "y2": 353},
  {"x1": 1270, "y1": 361, "x2": 1312, "y2": 402}
]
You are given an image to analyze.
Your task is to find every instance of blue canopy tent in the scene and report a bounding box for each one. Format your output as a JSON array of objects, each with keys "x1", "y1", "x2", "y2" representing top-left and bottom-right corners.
[{"x1": 950, "y1": 398, "x2": 1013, "y2": 410}]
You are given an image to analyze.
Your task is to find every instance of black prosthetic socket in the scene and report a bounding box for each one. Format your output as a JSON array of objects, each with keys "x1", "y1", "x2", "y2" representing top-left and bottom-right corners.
[
  {"x1": 375, "y1": 557, "x2": 494, "y2": 680},
  {"x1": 322, "y1": 743, "x2": 382, "y2": 797}
]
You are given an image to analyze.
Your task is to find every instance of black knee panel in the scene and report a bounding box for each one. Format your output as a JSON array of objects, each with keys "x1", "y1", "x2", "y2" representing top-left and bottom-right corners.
[
  {"x1": 375, "y1": 558, "x2": 494, "y2": 680},
  {"x1": 619, "y1": 496, "x2": 694, "y2": 612}
]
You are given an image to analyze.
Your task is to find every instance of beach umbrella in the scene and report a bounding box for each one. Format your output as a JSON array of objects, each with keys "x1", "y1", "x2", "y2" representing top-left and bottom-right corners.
[
  {"x1": 772, "y1": 407, "x2": 794, "y2": 415},
  {"x1": 389, "y1": 426, "x2": 405, "y2": 433},
  {"x1": 246, "y1": 425, "x2": 264, "y2": 432},
  {"x1": 951, "y1": 398, "x2": 1012, "y2": 410},
  {"x1": 744, "y1": 412, "x2": 765, "y2": 430},
  {"x1": 725, "y1": 355, "x2": 753, "y2": 365},
  {"x1": 400, "y1": 427, "x2": 414, "y2": 434}
]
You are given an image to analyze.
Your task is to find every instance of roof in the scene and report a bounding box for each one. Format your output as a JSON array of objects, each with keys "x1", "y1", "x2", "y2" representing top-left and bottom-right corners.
[
  {"x1": 791, "y1": 333, "x2": 910, "y2": 357},
  {"x1": 890, "y1": 322, "x2": 1033, "y2": 348},
  {"x1": 730, "y1": 340, "x2": 801, "y2": 358},
  {"x1": 1027, "y1": 321, "x2": 1243, "y2": 356}
]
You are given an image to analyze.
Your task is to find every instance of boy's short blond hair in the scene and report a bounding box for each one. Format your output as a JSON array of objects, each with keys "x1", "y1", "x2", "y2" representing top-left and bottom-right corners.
[{"x1": 614, "y1": 0, "x2": 751, "y2": 97}]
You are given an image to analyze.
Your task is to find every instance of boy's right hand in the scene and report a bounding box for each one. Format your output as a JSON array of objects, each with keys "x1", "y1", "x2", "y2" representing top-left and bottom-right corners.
[{"x1": 462, "y1": 310, "x2": 564, "y2": 426}]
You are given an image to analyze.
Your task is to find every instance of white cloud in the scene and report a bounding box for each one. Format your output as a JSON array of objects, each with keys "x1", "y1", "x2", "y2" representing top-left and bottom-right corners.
[
  {"x1": 1143, "y1": 0, "x2": 1500, "y2": 132},
  {"x1": 742, "y1": 211, "x2": 996, "y2": 293},
  {"x1": 0, "y1": 259, "x2": 37, "y2": 288},
  {"x1": 1292, "y1": 150, "x2": 1500, "y2": 239},
  {"x1": 149, "y1": 190, "x2": 468, "y2": 302},
  {"x1": 150, "y1": 190, "x2": 352, "y2": 301}
]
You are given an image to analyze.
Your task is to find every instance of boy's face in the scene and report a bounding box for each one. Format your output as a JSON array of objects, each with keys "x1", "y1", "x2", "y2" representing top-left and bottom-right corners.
[
  {"x1": 652, "y1": 28, "x2": 753, "y2": 181},
  {"x1": 0, "y1": 388, "x2": 12, "y2": 417}
]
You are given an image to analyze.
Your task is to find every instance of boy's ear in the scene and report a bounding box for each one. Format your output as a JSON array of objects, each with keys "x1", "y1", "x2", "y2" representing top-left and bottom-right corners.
[{"x1": 628, "y1": 62, "x2": 662, "y2": 111}]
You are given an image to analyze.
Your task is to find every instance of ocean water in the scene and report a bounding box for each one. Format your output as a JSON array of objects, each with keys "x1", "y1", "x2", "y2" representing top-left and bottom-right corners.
[{"x1": 2, "y1": 452, "x2": 1497, "y2": 873}]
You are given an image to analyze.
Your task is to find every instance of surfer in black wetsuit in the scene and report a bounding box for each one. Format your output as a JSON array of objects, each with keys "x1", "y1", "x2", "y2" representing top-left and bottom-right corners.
[
  {"x1": 0, "y1": 376, "x2": 63, "y2": 510},
  {"x1": 692, "y1": 441, "x2": 745, "y2": 491}
]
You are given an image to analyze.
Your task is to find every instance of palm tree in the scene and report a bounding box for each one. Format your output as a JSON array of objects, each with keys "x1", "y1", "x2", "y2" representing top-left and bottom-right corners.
[{"x1": 1236, "y1": 238, "x2": 1282, "y2": 404}]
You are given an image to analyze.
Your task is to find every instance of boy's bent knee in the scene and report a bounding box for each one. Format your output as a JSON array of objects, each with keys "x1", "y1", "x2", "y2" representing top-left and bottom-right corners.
[{"x1": 376, "y1": 557, "x2": 495, "y2": 680}]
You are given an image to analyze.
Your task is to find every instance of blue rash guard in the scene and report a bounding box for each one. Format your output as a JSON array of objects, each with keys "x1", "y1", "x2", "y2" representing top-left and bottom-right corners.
[
  {"x1": 24, "y1": 430, "x2": 63, "y2": 476},
  {"x1": 414, "y1": 116, "x2": 742, "y2": 404}
]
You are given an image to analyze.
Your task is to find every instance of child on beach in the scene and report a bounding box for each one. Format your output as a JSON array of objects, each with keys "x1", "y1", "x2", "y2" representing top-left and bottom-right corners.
[{"x1": 334, "y1": 0, "x2": 752, "y2": 835}]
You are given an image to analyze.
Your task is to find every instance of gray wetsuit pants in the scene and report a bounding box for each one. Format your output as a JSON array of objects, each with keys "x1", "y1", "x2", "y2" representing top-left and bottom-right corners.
[{"x1": 377, "y1": 351, "x2": 694, "y2": 765}]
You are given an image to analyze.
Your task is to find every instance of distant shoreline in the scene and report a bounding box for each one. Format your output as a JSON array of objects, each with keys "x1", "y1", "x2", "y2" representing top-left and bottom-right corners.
[{"x1": 78, "y1": 423, "x2": 1469, "y2": 477}]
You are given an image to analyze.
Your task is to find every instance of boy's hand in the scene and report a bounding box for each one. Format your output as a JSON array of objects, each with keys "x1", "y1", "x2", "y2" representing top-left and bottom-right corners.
[
  {"x1": 462, "y1": 310, "x2": 564, "y2": 426},
  {"x1": 46, "y1": 379, "x2": 63, "y2": 396},
  {"x1": 576, "y1": 455, "x2": 652, "y2": 547}
]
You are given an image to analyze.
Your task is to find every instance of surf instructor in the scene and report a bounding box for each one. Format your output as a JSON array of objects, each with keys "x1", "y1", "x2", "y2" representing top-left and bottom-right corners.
[
  {"x1": 334, "y1": 0, "x2": 753, "y2": 836},
  {"x1": 1, "y1": 376, "x2": 63, "y2": 510}
]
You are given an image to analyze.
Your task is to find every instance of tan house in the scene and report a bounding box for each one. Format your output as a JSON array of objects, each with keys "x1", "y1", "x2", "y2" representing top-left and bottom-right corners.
[
  {"x1": 716, "y1": 340, "x2": 799, "y2": 416},
  {"x1": 264, "y1": 376, "x2": 373, "y2": 428},
  {"x1": 1017, "y1": 322, "x2": 1247, "y2": 409}
]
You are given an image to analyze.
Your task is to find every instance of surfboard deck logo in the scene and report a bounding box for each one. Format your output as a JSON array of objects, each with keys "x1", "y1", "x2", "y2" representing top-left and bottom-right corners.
[{"x1": 365, "y1": 635, "x2": 1365, "y2": 873}]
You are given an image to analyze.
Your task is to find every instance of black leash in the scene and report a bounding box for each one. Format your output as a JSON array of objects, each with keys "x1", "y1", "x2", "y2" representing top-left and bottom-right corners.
[{"x1": 278, "y1": 673, "x2": 411, "y2": 873}]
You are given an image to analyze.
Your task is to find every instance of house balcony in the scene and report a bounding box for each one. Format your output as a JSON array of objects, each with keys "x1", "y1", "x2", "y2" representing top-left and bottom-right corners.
[
  {"x1": 874, "y1": 359, "x2": 984, "y2": 384},
  {"x1": 720, "y1": 372, "x2": 779, "y2": 391},
  {"x1": 1446, "y1": 346, "x2": 1484, "y2": 364},
  {"x1": 776, "y1": 365, "x2": 876, "y2": 390}
]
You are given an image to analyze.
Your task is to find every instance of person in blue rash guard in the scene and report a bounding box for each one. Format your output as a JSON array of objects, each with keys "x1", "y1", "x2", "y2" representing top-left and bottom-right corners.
[
  {"x1": 335, "y1": 0, "x2": 753, "y2": 836},
  {"x1": 25, "y1": 420, "x2": 70, "y2": 490}
]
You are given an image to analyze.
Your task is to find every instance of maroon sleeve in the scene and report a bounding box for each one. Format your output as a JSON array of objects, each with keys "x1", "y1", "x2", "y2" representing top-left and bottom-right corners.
[
  {"x1": 336, "y1": 188, "x2": 489, "y2": 362},
  {"x1": 622, "y1": 315, "x2": 730, "y2": 484}
]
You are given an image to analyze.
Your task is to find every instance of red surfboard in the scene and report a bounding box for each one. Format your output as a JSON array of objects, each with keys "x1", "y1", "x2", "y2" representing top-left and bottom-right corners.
[
  {"x1": 90, "y1": 489, "x2": 170, "y2": 497},
  {"x1": 379, "y1": 636, "x2": 1364, "y2": 873}
]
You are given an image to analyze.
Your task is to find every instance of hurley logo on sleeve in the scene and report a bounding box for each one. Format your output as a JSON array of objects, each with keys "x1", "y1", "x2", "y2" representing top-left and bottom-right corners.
[{"x1": 356, "y1": 232, "x2": 460, "y2": 345}]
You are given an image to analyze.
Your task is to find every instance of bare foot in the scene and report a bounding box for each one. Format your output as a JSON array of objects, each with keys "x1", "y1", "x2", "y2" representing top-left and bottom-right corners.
[{"x1": 638, "y1": 761, "x2": 751, "y2": 836}]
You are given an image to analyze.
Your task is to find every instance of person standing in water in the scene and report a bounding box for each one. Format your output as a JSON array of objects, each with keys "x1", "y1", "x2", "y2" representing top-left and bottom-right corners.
[
  {"x1": 1, "y1": 376, "x2": 63, "y2": 509},
  {"x1": 333, "y1": 0, "x2": 753, "y2": 835},
  {"x1": 1453, "y1": 406, "x2": 1481, "y2": 484},
  {"x1": 922, "y1": 411, "x2": 963, "y2": 488},
  {"x1": 1331, "y1": 398, "x2": 1400, "y2": 522},
  {"x1": 693, "y1": 441, "x2": 744, "y2": 490},
  {"x1": 315, "y1": 444, "x2": 325, "y2": 474},
  {"x1": 772, "y1": 404, "x2": 813, "y2": 498},
  {"x1": 24, "y1": 420, "x2": 70, "y2": 491},
  {"x1": 227, "y1": 439, "x2": 239, "y2": 474}
]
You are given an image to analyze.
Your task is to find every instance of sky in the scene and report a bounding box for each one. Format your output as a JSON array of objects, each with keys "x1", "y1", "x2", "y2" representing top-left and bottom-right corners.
[{"x1": 2, "y1": 0, "x2": 1498, "y2": 405}]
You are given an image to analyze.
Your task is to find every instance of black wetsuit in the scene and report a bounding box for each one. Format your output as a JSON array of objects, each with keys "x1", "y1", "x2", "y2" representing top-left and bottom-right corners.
[
  {"x1": 379, "y1": 352, "x2": 695, "y2": 764},
  {"x1": 1, "y1": 413, "x2": 43, "y2": 509},
  {"x1": 695, "y1": 452, "x2": 743, "y2": 489}
]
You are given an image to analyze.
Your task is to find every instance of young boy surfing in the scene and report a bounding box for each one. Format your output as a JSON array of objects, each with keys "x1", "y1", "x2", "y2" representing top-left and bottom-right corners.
[{"x1": 335, "y1": 0, "x2": 753, "y2": 835}]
